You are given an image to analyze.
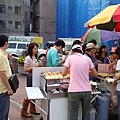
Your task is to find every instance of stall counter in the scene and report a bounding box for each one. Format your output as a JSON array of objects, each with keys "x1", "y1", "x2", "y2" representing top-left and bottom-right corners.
[{"x1": 31, "y1": 67, "x2": 82, "y2": 120}]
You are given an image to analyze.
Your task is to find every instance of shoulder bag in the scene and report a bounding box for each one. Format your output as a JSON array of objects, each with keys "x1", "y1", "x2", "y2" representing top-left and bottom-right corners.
[
  {"x1": 9, "y1": 74, "x2": 19, "y2": 93},
  {"x1": 8, "y1": 61, "x2": 19, "y2": 93}
]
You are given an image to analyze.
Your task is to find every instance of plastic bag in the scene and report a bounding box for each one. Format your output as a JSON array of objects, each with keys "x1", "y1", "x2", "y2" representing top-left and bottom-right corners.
[
  {"x1": 110, "y1": 85, "x2": 118, "y2": 108},
  {"x1": 111, "y1": 96, "x2": 118, "y2": 108}
]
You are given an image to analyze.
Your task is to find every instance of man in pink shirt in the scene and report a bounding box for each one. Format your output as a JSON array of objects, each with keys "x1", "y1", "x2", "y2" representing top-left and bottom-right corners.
[{"x1": 62, "y1": 44, "x2": 98, "y2": 120}]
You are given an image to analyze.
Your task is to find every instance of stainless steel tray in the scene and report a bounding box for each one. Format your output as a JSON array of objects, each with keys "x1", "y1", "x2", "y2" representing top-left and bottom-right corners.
[{"x1": 41, "y1": 73, "x2": 70, "y2": 81}]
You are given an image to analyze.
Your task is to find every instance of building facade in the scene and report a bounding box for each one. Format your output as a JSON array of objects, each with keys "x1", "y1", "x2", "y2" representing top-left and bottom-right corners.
[
  {"x1": 0, "y1": 0, "x2": 33, "y2": 36},
  {"x1": 0, "y1": 0, "x2": 25, "y2": 35},
  {"x1": 33, "y1": 0, "x2": 56, "y2": 42},
  {"x1": 24, "y1": 0, "x2": 34, "y2": 35},
  {"x1": 0, "y1": 0, "x2": 56, "y2": 42}
]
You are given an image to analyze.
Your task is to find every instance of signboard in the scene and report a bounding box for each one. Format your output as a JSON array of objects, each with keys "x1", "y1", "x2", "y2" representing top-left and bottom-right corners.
[
  {"x1": 8, "y1": 36, "x2": 43, "y2": 44},
  {"x1": 34, "y1": 37, "x2": 43, "y2": 44}
]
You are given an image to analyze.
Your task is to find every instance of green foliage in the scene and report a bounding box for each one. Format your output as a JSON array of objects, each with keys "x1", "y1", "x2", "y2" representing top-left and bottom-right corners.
[{"x1": 17, "y1": 56, "x2": 26, "y2": 64}]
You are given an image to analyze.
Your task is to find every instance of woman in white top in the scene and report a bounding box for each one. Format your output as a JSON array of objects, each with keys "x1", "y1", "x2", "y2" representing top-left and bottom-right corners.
[{"x1": 21, "y1": 42, "x2": 40, "y2": 117}]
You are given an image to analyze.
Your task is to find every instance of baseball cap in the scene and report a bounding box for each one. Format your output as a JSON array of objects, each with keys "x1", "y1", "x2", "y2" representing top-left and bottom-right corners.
[
  {"x1": 72, "y1": 44, "x2": 83, "y2": 51},
  {"x1": 86, "y1": 43, "x2": 97, "y2": 49}
]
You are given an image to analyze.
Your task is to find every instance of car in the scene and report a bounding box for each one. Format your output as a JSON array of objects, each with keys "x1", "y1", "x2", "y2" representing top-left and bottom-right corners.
[
  {"x1": 6, "y1": 41, "x2": 46, "y2": 57},
  {"x1": 6, "y1": 41, "x2": 29, "y2": 57}
]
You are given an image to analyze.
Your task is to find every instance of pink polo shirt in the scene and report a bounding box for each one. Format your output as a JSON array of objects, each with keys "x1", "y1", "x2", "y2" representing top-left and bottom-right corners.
[{"x1": 64, "y1": 53, "x2": 94, "y2": 92}]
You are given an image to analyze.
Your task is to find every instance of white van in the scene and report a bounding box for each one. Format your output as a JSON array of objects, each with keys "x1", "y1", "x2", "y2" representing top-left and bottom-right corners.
[
  {"x1": 6, "y1": 41, "x2": 46, "y2": 57},
  {"x1": 6, "y1": 41, "x2": 29, "y2": 57}
]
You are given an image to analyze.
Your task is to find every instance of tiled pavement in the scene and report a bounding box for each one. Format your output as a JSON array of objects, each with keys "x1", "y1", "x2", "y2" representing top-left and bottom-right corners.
[
  {"x1": 9, "y1": 73, "x2": 41, "y2": 120},
  {"x1": 9, "y1": 73, "x2": 118, "y2": 120}
]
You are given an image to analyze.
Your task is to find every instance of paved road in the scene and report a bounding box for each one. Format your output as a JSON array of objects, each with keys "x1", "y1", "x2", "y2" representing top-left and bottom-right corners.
[{"x1": 9, "y1": 73, "x2": 41, "y2": 120}]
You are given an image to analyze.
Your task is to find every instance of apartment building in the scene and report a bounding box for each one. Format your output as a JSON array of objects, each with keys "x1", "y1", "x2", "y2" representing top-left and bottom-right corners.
[
  {"x1": 0, "y1": 0, "x2": 56, "y2": 42},
  {"x1": 0, "y1": 0, "x2": 33, "y2": 36},
  {"x1": 33, "y1": 0, "x2": 56, "y2": 42},
  {"x1": 24, "y1": 0, "x2": 34, "y2": 35}
]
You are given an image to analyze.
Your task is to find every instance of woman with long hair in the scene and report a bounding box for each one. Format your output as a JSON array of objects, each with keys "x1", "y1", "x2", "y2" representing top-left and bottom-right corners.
[
  {"x1": 21, "y1": 42, "x2": 40, "y2": 117},
  {"x1": 96, "y1": 44, "x2": 108, "y2": 63}
]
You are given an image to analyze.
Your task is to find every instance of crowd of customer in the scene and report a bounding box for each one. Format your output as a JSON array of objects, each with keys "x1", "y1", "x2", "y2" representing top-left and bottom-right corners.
[{"x1": 1, "y1": 34, "x2": 120, "y2": 120}]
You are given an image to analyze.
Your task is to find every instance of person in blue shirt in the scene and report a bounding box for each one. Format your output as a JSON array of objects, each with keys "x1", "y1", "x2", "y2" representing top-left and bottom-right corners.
[{"x1": 46, "y1": 39, "x2": 65, "y2": 67}]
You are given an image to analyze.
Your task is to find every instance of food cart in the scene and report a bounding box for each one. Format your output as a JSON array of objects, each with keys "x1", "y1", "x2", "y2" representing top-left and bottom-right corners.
[
  {"x1": 26, "y1": 65, "x2": 117, "y2": 120},
  {"x1": 26, "y1": 67, "x2": 82, "y2": 120}
]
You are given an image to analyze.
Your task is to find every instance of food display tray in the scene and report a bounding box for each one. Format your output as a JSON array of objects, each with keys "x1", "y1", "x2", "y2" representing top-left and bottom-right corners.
[
  {"x1": 41, "y1": 76, "x2": 69, "y2": 85},
  {"x1": 41, "y1": 73, "x2": 70, "y2": 81},
  {"x1": 98, "y1": 73, "x2": 115, "y2": 78}
]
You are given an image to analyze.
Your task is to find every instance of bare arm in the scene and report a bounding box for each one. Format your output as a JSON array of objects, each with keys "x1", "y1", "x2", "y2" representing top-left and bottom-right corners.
[
  {"x1": 62, "y1": 66, "x2": 69, "y2": 76},
  {"x1": 57, "y1": 59, "x2": 66, "y2": 67},
  {"x1": 0, "y1": 71, "x2": 13, "y2": 95},
  {"x1": 24, "y1": 62, "x2": 40, "y2": 72},
  {"x1": 109, "y1": 61, "x2": 117, "y2": 67},
  {"x1": 89, "y1": 68, "x2": 98, "y2": 77},
  {"x1": 113, "y1": 75, "x2": 120, "y2": 85}
]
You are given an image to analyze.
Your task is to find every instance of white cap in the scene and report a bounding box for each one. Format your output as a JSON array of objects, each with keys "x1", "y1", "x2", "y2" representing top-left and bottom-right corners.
[
  {"x1": 86, "y1": 43, "x2": 96, "y2": 49},
  {"x1": 72, "y1": 44, "x2": 83, "y2": 52}
]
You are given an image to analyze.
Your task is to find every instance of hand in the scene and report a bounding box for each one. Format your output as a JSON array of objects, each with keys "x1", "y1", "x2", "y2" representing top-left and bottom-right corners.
[
  {"x1": 113, "y1": 80, "x2": 117, "y2": 85},
  {"x1": 8, "y1": 89, "x2": 13, "y2": 96},
  {"x1": 112, "y1": 61, "x2": 117, "y2": 65},
  {"x1": 97, "y1": 60, "x2": 102, "y2": 64},
  {"x1": 8, "y1": 54, "x2": 12, "y2": 60},
  {"x1": 34, "y1": 62, "x2": 40, "y2": 67},
  {"x1": 89, "y1": 70, "x2": 91, "y2": 74},
  {"x1": 62, "y1": 59, "x2": 66, "y2": 63}
]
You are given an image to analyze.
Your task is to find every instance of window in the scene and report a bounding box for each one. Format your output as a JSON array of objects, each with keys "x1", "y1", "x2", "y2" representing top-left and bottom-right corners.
[
  {"x1": 9, "y1": 43, "x2": 16, "y2": 48},
  {"x1": 17, "y1": 44, "x2": 26, "y2": 49},
  {"x1": 15, "y1": 6, "x2": 21, "y2": 14},
  {"x1": 15, "y1": 21, "x2": 21, "y2": 29},
  {"x1": 8, "y1": 21, "x2": 12, "y2": 24},
  {"x1": 0, "y1": 20, "x2": 6, "y2": 28},
  {"x1": 30, "y1": 0, "x2": 33, "y2": 5},
  {"x1": 8, "y1": 6, "x2": 12, "y2": 10},
  {"x1": 0, "y1": 5, "x2": 5, "y2": 13},
  {"x1": 30, "y1": 12, "x2": 33, "y2": 18}
]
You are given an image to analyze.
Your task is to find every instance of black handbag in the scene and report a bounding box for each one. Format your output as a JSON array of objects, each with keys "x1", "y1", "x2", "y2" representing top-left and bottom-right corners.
[
  {"x1": 9, "y1": 74, "x2": 19, "y2": 93},
  {"x1": 9, "y1": 61, "x2": 19, "y2": 93}
]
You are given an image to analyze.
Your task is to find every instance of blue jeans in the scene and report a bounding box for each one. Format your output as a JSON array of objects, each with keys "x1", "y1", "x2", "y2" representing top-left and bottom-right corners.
[
  {"x1": 117, "y1": 91, "x2": 120, "y2": 120},
  {"x1": 0, "y1": 92, "x2": 10, "y2": 120},
  {"x1": 68, "y1": 91, "x2": 91, "y2": 120}
]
